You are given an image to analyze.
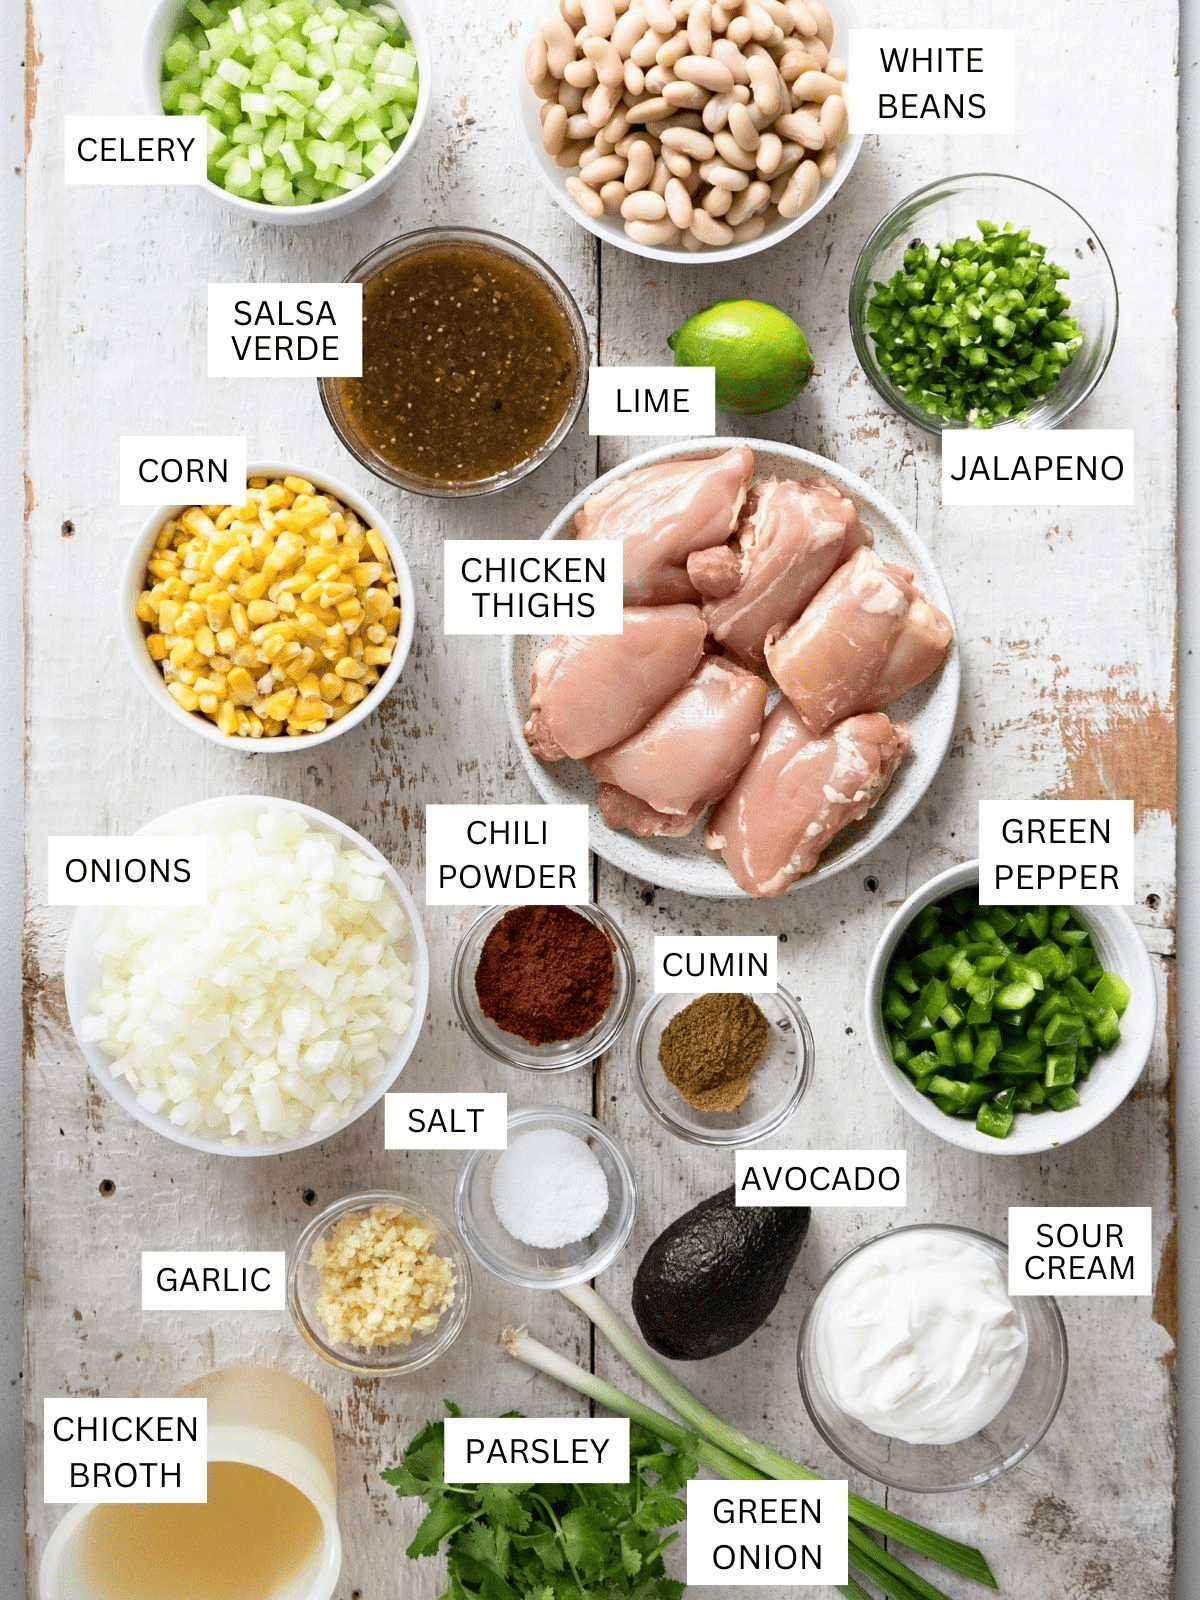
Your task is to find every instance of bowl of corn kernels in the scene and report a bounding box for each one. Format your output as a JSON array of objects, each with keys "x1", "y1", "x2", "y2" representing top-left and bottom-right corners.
[{"x1": 122, "y1": 462, "x2": 415, "y2": 748}]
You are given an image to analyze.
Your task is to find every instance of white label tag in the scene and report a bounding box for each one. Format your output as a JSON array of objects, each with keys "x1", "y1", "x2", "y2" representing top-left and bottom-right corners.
[
  {"x1": 64, "y1": 116, "x2": 208, "y2": 184},
  {"x1": 207, "y1": 284, "x2": 363, "y2": 375},
  {"x1": 588, "y1": 366, "x2": 716, "y2": 436},
  {"x1": 119, "y1": 437, "x2": 246, "y2": 506},
  {"x1": 846, "y1": 30, "x2": 1014, "y2": 135},
  {"x1": 443, "y1": 540, "x2": 623, "y2": 635},
  {"x1": 735, "y1": 1151, "x2": 906, "y2": 1208},
  {"x1": 653, "y1": 936, "x2": 777, "y2": 994},
  {"x1": 978, "y1": 800, "x2": 1134, "y2": 904},
  {"x1": 942, "y1": 430, "x2": 1134, "y2": 506},
  {"x1": 384, "y1": 1093, "x2": 508, "y2": 1149},
  {"x1": 425, "y1": 804, "x2": 590, "y2": 905},
  {"x1": 44, "y1": 1401, "x2": 207, "y2": 1504},
  {"x1": 141, "y1": 1252, "x2": 285, "y2": 1310},
  {"x1": 1008, "y1": 1207, "x2": 1152, "y2": 1296},
  {"x1": 443, "y1": 1418, "x2": 630, "y2": 1483},
  {"x1": 47, "y1": 837, "x2": 208, "y2": 906},
  {"x1": 686, "y1": 1481, "x2": 848, "y2": 1587}
]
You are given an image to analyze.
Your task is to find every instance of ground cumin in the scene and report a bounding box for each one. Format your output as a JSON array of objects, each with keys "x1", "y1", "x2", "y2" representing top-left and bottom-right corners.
[
  {"x1": 474, "y1": 905, "x2": 616, "y2": 1046},
  {"x1": 658, "y1": 992, "x2": 770, "y2": 1111}
]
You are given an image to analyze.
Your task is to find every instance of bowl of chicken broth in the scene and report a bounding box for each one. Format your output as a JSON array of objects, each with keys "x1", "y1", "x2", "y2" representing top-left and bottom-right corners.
[{"x1": 501, "y1": 439, "x2": 960, "y2": 899}]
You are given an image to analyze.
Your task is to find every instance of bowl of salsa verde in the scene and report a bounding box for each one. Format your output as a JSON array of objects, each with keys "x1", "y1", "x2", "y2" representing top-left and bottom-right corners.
[{"x1": 321, "y1": 228, "x2": 589, "y2": 496}]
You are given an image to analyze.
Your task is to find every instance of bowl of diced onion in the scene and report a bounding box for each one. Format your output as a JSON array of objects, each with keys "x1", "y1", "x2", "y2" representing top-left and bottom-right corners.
[
  {"x1": 121, "y1": 461, "x2": 416, "y2": 750},
  {"x1": 64, "y1": 795, "x2": 429, "y2": 1155},
  {"x1": 144, "y1": 0, "x2": 431, "y2": 223}
]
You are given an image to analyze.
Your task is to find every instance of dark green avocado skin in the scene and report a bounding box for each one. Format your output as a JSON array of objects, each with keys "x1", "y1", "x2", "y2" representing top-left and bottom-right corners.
[{"x1": 632, "y1": 1185, "x2": 811, "y2": 1360}]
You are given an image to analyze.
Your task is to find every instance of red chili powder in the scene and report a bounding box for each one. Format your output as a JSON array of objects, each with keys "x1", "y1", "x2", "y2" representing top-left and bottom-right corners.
[{"x1": 474, "y1": 905, "x2": 616, "y2": 1046}]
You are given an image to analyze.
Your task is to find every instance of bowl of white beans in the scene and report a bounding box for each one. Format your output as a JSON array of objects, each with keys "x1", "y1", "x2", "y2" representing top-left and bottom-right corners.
[{"x1": 513, "y1": 0, "x2": 862, "y2": 262}]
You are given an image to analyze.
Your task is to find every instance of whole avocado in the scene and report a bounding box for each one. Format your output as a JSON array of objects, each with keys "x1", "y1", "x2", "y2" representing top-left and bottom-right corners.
[{"x1": 632, "y1": 1185, "x2": 810, "y2": 1360}]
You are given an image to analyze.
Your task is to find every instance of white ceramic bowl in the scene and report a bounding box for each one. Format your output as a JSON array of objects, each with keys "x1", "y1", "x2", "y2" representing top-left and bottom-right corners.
[
  {"x1": 502, "y1": 438, "x2": 960, "y2": 898},
  {"x1": 512, "y1": 0, "x2": 863, "y2": 264},
  {"x1": 122, "y1": 460, "x2": 416, "y2": 752},
  {"x1": 864, "y1": 860, "x2": 1157, "y2": 1155},
  {"x1": 64, "y1": 795, "x2": 430, "y2": 1157},
  {"x1": 143, "y1": 0, "x2": 432, "y2": 224}
]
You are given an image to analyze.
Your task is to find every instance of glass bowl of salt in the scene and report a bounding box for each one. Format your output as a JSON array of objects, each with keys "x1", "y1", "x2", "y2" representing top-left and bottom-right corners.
[
  {"x1": 630, "y1": 985, "x2": 814, "y2": 1147},
  {"x1": 454, "y1": 1105, "x2": 638, "y2": 1289}
]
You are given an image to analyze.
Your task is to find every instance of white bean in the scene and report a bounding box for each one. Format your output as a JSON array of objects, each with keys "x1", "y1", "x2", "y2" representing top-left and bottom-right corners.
[
  {"x1": 687, "y1": 0, "x2": 713, "y2": 54},
  {"x1": 542, "y1": 101, "x2": 569, "y2": 153},
  {"x1": 775, "y1": 108, "x2": 824, "y2": 148},
  {"x1": 527, "y1": 33, "x2": 550, "y2": 87},
  {"x1": 626, "y1": 95, "x2": 673, "y2": 121},
  {"x1": 584, "y1": 34, "x2": 625, "y2": 85},
  {"x1": 566, "y1": 174, "x2": 605, "y2": 215},
  {"x1": 690, "y1": 209, "x2": 734, "y2": 244},
  {"x1": 732, "y1": 214, "x2": 768, "y2": 242},
  {"x1": 662, "y1": 145, "x2": 694, "y2": 176},
  {"x1": 566, "y1": 110, "x2": 595, "y2": 139},
  {"x1": 591, "y1": 80, "x2": 623, "y2": 124},
  {"x1": 675, "y1": 52, "x2": 735, "y2": 90},
  {"x1": 826, "y1": 55, "x2": 847, "y2": 80},
  {"x1": 542, "y1": 11, "x2": 579, "y2": 76},
  {"x1": 578, "y1": 152, "x2": 626, "y2": 184},
  {"x1": 624, "y1": 58, "x2": 646, "y2": 93},
  {"x1": 603, "y1": 105, "x2": 632, "y2": 141},
  {"x1": 562, "y1": 0, "x2": 586, "y2": 23},
  {"x1": 650, "y1": 154, "x2": 671, "y2": 192},
  {"x1": 660, "y1": 123, "x2": 715, "y2": 158},
  {"x1": 754, "y1": 129, "x2": 783, "y2": 175},
  {"x1": 726, "y1": 99, "x2": 761, "y2": 150},
  {"x1": 711, "y1": 36, "x2": 752, "y2": 82},
  {"x1": 702, "y1": 183, "x2": 733, "y2": 215},
  {"x1": 791, "y1": 69, "x2": 842, "y2": 102},
  {"x1": 702, "y1": 91, "x2": 736, "y2": 132},
  {"x1": 819, "y1": 91, "x2": 847, "y2": 144},
  {"x1": 625, "y1": 217, "x2": 681, "y2": 245},
  {"x1": 779, "y1": 48, "x2": 820, "y2": 82},
  {"x1": 662, "y1": 79, "x2": 707, "y2": 107},
  {"x1": 599, "y1": 177, "x2": 628, "y2": 212},
  {"x1": 726, "y1": 177, "x2": 770, "y2": 223},
  {"x1": 643, "y1": 0, "x2": 675, "y2": 31},
  {"x1": 555, "y1": 139, "x2": 591, "y2": 166},
  {"x1": 630, "y1": 27, "x2": 668, "y2": 66},
  {"x1": 664, "y1": 174, "x2": 695, "y2": 227},
  {"x1": 656, "y1": 32, "x2": 692, "y2": 67},
  {"x1": 808, "y1": 0, "x2": 834, "y2": 48},
  {"x1": 714, "y1": 129, "x2": 758, "y2": 169},
  {"x1": 621, "y1": 187, "x2": 669, "y2": 220},
  {"x1": 644, "y1": 62, "x2": 671, "y2": 92},
  {"x1": 746, "y1": 53, "x2": 783, "y2": 117},
  {"x1": 612, "y1": 7, "x2": 649, "y2": 54},
  {"x1": 699, "y1": 157, "x2": 751, "y2": 190},
  {"x1": 816, "y1": 145, "x2": 837, "y2": 178},
  {"x1": 558, "y1": 81, "x2": 585, "y2": 112},
  {"x1": 776, "y1": 156, "x2": 819, "y2": 216},
  {"x1": 624, "y1": 135, "x2": 656, "y2": 188},
  {"x1": 563, "y1": 57, "x2": 598, "y2": 86},
  {"x1": 786, "y1": 0, "x2": 818, "y2": 37},
  {"x1": 744, "y1": 1, "x2": 777, "y2": 43},
  {"x1": 682, "y1": 227, "x2": 706, "y2": 251},
  {"x1": 584, "y1": 0, "x2": 617, "y2": 35}
]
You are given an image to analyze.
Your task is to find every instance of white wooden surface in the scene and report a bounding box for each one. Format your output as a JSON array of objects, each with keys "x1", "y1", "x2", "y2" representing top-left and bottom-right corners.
[{"x1": 23, "y1": 2, "x2": 1177, "y2": 1597}]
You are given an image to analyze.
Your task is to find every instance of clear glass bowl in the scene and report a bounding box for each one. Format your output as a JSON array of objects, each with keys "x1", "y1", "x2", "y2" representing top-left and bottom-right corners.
[
  {"x1": 455, "y1": 1105, "x2": 638, "y2": 1289},
  {"x1": 849, "y1": 173, "x2": 1118, "y2": 433},
  {"x1": 630, "y1": 986, "x2": 814, "y2": 1147},
  {"x1": 449, "y1": 903, "x2": 636, "y2": 1073},
  {"x1": 319, "y1": 228, "x2": 589, "y2": 496},
  {"x1": 797, "y1": 1223, "x2": 1068, "y2": 1491},
  {"x1": 287, "y1": 1191, "x2": 471, "y2": 1376}
]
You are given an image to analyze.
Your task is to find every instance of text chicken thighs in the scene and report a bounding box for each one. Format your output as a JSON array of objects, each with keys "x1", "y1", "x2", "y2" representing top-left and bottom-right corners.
[
  {"x1": 523, "y1": 604, "x2": 705, "y2": 762},
  {"x1": 705, "y1": 702, "x2": 911, "y2": 897},
  {"x1": 574, "y1": 445, "x2": 755, "y2": 604},
  {"x1": 689, "y1": 476, "x2": 870, "y2": 666},
  {"x1": 765, "y1": 548, "x2": 954, "y2": 734},
  {"x1": 589, "y1": 658, "x2": 769, "y2": 836}
]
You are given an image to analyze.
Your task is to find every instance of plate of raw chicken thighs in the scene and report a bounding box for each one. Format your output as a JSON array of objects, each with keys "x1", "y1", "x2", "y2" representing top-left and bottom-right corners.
[{"x1": 503, "y1": 440, "x2": 960, "y2": 898}]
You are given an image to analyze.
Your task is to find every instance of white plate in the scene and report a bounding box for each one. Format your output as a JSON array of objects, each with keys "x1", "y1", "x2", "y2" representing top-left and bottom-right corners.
[
  {"x1": 502, "y1": 438, "x2": 961, "y2": 899},
  {"x1": 511, "y1": 0, "x2": 864, "y2": 266}
]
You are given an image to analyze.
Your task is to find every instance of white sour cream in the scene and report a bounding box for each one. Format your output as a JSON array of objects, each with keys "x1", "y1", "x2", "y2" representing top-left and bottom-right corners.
[{"x1": 810, "y1": 1230, "x2": 1028, "y2": 1446}]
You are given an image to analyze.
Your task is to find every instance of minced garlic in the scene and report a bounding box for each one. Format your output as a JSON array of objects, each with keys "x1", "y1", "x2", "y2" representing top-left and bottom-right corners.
[{"x1": 310, "y1": 1204, "x2": 456, "y2": 1350}]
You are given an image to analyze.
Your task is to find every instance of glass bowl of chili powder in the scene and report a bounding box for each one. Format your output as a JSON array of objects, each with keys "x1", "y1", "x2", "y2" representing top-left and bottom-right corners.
[{"x1": 450, "y1": 903, "x2": 636, "y2": 1072}]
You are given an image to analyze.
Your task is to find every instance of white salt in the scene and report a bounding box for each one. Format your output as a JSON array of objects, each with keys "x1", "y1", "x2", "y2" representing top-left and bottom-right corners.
[{"x1": 490, "y1": 1128, "x2": 610, "y2": 1248}]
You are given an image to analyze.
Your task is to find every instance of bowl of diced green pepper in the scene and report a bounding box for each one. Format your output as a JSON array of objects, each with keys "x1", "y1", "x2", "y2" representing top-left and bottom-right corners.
[
  {"x1": 849, "y1": 173, "x2": 1118, "y2": 432},
  {"x1": 865, "y1": 861, "x2": 1156, "y2": 1153}
]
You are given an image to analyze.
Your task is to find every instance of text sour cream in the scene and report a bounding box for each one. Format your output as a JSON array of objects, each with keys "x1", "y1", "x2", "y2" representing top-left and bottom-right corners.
[{"x1": 811, "y1": 1230, "x2": 1028, "y2": 1445}]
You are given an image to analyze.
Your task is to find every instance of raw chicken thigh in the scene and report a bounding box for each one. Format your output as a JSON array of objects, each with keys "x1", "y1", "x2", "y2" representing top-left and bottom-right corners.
[
  {"x1": 705, "y1": 701, "x2": 911, "y2": 897},
  {"x1": 588, "y1": 657, "x2": 769, "y2": 834},
  {"x1": 523, "y1": 604, "x2": 705, "y2": 761},
  {"x1": 690, "y1": 476, "x2": 870, "y2": 666},
  {"x1": 574, "y1": 445, "x2": 755, "y2": 604},
  {"x1": 597, "y1": 785, "x2": 707, "y2": 839},
  {"x1": 765, "y1": 548, "x2": 953, "y2": 734}
]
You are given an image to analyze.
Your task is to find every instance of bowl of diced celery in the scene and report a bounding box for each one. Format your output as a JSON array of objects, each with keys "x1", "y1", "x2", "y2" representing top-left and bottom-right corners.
[
  {"x1": 849, "y1": 173, "x2": 1118, "y2": 431},
  {"x1": 144, "y1": 0, "x2": 430, "y2": 221},
  {"x1": 865, "y1": 861, "x2": 1156, "y2": 1154}
]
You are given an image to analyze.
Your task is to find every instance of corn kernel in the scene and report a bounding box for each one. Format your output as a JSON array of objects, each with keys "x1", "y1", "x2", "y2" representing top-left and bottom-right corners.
[
  {"x1": 341, "y1": 682, "x2": 367, "y2": 706},
  {"x1": 146, "y1": 634, "x2": 168, "y2": 661},
  {"x1": 363, "y1": 646, "x2": 392, "y2": 667}
]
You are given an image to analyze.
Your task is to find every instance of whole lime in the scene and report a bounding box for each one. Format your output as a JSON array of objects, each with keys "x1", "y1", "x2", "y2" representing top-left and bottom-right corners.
[{"x1": 668, "y1": 299, "x2": 815, "y2": 415}]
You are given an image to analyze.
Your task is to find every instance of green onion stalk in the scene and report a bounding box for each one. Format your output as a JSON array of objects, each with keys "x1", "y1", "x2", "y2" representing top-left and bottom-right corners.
[{"x1": 501, "y1": 1286, "x2": 997, "y2": 1600}]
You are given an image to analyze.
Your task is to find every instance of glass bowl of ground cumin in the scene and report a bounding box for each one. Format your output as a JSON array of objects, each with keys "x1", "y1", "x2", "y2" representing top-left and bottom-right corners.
[
  {"x1": 450, "y1": 903, "x2": 636, "y2": 1072},
  {"x1": 631, "y1": 985, "x2": 814, "y2": 1147}
]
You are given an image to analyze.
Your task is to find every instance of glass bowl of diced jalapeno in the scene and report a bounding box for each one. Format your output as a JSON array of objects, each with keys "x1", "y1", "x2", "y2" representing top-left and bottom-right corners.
[
  {"x1": 849, "y1": 173, "x2": 1118, "y2": 432},
  {"x1": 864, "y1": 861, "x2": 1155, "y2": 1153}
]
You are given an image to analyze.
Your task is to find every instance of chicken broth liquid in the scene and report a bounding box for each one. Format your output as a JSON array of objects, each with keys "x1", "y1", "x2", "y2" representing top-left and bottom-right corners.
[
  {"x1": 339, "y1": 240, "x2": 580, "y2": 486},
  {"x1": 74, "y1": 1461, "x2": 324, "y2": 1600}
]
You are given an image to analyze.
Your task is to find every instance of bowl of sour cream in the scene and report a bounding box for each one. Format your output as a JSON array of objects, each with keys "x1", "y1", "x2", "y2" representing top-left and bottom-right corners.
[{"x1": 797, "y1": 1223, "x2": 1067, "y2": 1492}]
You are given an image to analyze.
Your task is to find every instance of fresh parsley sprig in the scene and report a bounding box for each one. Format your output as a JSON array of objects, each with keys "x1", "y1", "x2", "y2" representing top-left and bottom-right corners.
[{"x1": 383, "y1": 1401, "x2": 699, "y2": 1600}]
